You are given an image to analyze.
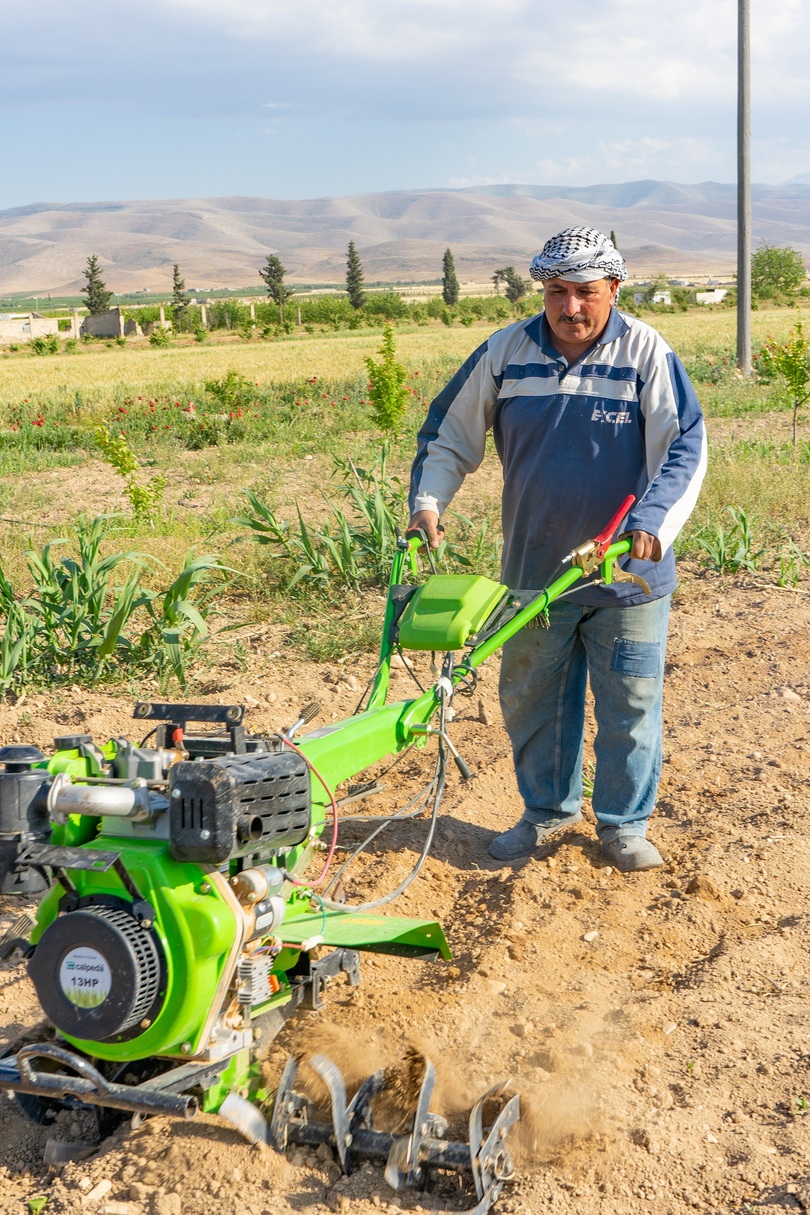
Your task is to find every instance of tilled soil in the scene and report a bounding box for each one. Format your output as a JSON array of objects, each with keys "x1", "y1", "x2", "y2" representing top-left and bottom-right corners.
[{"x1": 1, "y1": 565, "x2": 809, "y2": 1215}]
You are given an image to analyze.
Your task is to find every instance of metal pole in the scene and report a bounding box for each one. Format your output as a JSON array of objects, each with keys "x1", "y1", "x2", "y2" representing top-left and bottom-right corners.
[{"x1": 737, "y1": 0, "x2": 752, "y2": 374}]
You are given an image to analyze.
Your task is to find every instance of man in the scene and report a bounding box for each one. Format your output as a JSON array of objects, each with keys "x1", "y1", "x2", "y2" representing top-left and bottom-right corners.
[{"x1": 408, "y1": 227, "x2": 706, "y2": 873}]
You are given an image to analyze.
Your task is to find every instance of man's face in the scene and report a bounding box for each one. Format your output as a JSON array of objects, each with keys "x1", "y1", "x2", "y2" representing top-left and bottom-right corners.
[{"x1": 542, "y1": 276, "x2": 619, "y2": 356}]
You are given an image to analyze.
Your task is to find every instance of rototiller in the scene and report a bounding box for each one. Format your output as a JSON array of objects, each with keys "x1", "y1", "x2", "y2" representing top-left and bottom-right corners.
[{"x1": 0, "y1": 497, "x2": 643, "y2": 1214}]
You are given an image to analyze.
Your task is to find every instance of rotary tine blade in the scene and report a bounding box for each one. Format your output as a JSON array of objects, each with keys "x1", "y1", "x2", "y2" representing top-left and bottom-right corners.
[
  {"x1": 384, "y1": 1057, "x2": 437, "y2": 1190},
  {"x1": 268, "y1": 1055, "x2": 306, "y2": 1153},
  {"x1": 308, "y1": 1053, "x2": 351, "y2": 1174},
  {"x1": 346, "y1": 1066, "x2": 387, "y2": 1134},
  {"x1": 468, "y1": 1081, "x2": 520, "y2": 1211},
  {"x1": 267, "y1": 1052, "x2": 520, "y2": 1213},
  {"x1": 219, "y1": 1092, "x2": 271, "y2": 1148}
]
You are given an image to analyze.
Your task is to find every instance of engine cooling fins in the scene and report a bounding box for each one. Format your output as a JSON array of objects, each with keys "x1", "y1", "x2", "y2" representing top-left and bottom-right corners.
[{"x1": 220, "y1": 1051, "x2": 520, "y2": 1214}]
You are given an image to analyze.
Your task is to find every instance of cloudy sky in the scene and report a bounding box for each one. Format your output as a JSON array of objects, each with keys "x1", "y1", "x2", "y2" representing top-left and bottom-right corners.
[{"x1": 2, "y1": 0, "x2": 807, "y2": 209}]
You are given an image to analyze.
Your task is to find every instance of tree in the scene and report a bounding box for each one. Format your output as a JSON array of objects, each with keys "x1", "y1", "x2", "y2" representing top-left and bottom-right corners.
[
  {"x1": 643, "y1": 273, "x2": 670, "y2": 305},
  {"x1": 751, "y1": 243, "x2": 806, "y2": 300},
  {"x1": 759, "y1": 318, "x2": 810, "y2": 452},
  {"x1": 495, "y1": 266, "x2": 530, "y2": 304},
  {"x1": 346, "y1": 241, "x2": 366, "y2": 310},
  {"x1": 442, "y1": 248, "x2": 460, "y2": 306},
  {"x1": 171, "y1": 264, "x2": 188, "y2": 328},
  {"x1": 259, "y1": 255, "x2": 293, "y2": 324},
  {"x1": 610, "y1": 229, "x2": 619, "y2": 250},
  {"x1": 81, "y1": 254, "x2": 112, "y2": 315}
]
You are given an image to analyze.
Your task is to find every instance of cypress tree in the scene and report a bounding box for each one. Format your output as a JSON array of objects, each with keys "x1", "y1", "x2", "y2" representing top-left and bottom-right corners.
[
  {"x1": 610, "y1": 229, "x2": 619, "y2": 250},
  {"x1": 259, "y1": 254, "x2": 293, "y2": 323},
  {"x1": 346, "y1": 241, "x2": 366, "y2": 310},
  {"x1": 496, "y1": 266, "x2": 529, "y2": 303},
  {"x1": 171, "y1": 264, "x2": 188, "y2": 328},
  {"x1": 442, "y1": 248, "x2": 460, "y2": 306},
  {"x1": 81, "y1": 254, "x2": 112, "y2": 315}
]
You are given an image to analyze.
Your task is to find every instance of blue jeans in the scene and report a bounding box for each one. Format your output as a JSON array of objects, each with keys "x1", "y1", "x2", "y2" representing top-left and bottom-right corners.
[{"x1": 498, "y1": 595, "x2": 671, "y2": 843}]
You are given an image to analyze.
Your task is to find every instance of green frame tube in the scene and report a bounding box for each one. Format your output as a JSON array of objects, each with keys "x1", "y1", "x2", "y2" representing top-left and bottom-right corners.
[{"x1": 292, "y1": 537, "x2": 632, "y2": 847}]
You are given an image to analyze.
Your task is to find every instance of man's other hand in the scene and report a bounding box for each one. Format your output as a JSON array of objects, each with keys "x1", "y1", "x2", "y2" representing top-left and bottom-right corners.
[
  {"x1": 407, "y1": 510, "x2": 444, "y2": 550},
  {"x1": 622, "y1": 530, "x2": 662, "y2": 562}
]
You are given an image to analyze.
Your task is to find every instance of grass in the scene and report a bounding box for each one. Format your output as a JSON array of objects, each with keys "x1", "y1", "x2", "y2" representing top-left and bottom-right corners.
[
  {"x1": 0, "y1": 306, "x2": 808, "y2": 686},
  {"x1": 0, "y1": 325, "x2": 494, "y2": 409},
  {"x1": 649, "y1": 304, "x2": 810, "y2": 354}
]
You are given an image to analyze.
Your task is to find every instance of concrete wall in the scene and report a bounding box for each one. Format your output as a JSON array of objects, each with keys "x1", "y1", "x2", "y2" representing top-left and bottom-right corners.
[
  {"x1": 80, "y1": 307, "x2": 128, "y2": 338},
  {"x1": 0, "y1": 314, "x2": 60, "y2": 344}
]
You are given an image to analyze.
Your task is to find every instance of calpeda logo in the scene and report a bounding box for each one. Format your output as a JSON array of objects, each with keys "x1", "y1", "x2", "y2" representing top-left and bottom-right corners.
[{"x1": 59, "y1": 947, "x2": 112, "y2": 1009}]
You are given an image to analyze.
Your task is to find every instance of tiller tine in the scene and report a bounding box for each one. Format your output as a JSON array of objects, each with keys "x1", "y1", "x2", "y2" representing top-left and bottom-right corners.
[
  {"x1": 219, "y1": 1092, "x2": 272, "y2": 1147},
  {"x1": 264, "y1": 1053, "x2": 520, "y2": 1214}
]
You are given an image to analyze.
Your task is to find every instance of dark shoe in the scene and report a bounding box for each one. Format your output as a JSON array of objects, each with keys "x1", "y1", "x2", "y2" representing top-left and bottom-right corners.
[
  {"x1": 488, "y1": 812, "x2": 583, "y2": 861},
  {"x1": 601, "y1": 835, "x2": 663, "y2": 873}
]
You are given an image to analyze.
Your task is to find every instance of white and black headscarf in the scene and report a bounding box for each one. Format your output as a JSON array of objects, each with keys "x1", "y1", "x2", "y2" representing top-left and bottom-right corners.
[{"x1": 529, "y1": 226, "x2": 627, "y2": 283}]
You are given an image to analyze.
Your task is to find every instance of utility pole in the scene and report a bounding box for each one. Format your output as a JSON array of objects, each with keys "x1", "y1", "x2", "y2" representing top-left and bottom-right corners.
[{"x1": 737, "y1": 0, "x2": 752, "y2": 374}]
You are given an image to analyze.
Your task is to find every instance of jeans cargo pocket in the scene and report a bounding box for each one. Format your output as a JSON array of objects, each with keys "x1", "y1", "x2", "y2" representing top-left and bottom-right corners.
[{"x1": 610, "y1": 638, "x2": 661, "y2": 678}]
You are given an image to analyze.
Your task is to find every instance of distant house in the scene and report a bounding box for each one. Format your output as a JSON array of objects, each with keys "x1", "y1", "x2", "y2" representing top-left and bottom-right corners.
[
  {"x1": 695, "y1": 289, "x2": 728, "y2": 305},
  {"x1": 633, "y1": 290, "x2": 672, "y2": 306}
]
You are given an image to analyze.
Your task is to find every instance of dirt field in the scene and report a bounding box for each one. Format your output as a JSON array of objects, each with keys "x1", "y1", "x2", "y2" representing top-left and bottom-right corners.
[{"x1": 1, "y1": 561, "x2": 809, "y2": 1215}]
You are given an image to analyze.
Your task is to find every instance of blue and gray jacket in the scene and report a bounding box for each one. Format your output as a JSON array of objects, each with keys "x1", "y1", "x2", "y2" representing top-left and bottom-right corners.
[{"x1": 410, "y1": 308, "x2": 707, "y2": 606}]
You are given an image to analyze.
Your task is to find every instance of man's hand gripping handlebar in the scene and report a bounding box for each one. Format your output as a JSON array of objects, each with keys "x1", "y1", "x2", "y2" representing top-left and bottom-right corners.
[
  {"x1": 406, "y1": 510, "x2": 444, "y2": 551},
  {"x1": 564, "y1": 494, "x2": 655, "y2": 594}
]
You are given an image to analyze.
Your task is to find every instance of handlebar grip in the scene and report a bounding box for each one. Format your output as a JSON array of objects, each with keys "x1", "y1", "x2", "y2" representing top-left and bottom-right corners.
[
  {"x1": 593, "y1": 494, "x2": 636, "y2": 549},
  {"x1": 404, "y1": 524, "x2": 445, "y2": 547},
  {"x1": 453, "y1": 753, "x2": 473, "y2": 781}
]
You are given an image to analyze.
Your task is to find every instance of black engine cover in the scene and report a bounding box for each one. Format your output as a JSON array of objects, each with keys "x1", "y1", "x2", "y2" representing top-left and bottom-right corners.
[
  {"x1": 29, "y1": 904, "x2": 164, "y2": 1042},
  {"x1": 168, "y1": 750, "x2": 311, "y2": 864}
]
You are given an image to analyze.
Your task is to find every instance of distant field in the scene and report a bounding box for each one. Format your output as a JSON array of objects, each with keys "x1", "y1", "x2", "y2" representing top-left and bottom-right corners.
[
  {"x1": 0, "y1": 324, "x2": 498, "y2": 407},
  {"x1": 0, "y1": 306, "x2": 806, "y2": 639},
  {"x1": 640, "y1": 306, "x2": 810, "y2": 354},
  {"x1": 2, "y1": 305, "x2": 808, "y2": 408}
]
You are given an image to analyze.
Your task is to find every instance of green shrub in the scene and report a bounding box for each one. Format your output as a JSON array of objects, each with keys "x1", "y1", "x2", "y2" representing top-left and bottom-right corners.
[
  {"x1": 94, "y1": 427, "x2": 166, "y2": 523},
  {"x1": 758, "y1": 318, "x2": 810, "y2": 450},
  {"x1": 30, "y1": 334, "x2": 60, "y2": 356},
  {"x1": 365, "y1": 326, "x2": 408, "y2": 433}
]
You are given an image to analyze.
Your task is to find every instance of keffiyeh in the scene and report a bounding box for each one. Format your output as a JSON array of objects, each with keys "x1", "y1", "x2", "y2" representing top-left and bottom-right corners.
[{"x1": 529, "y1": 226, "x2": 627, "y2": 283}]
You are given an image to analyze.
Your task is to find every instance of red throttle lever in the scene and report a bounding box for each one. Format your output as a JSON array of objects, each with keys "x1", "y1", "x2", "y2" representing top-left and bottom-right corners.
[
  {"x1": 591, "y1": 493, "x2": 636, "y2": 560},
  {"x1": 564, "y1": 494, "x2": 637, "y2": 576}
]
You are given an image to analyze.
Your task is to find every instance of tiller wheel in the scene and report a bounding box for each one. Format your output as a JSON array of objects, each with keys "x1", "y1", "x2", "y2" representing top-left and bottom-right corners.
[{"x1": 221, "y1": 1052, "x2": 519, "y2": 1215}]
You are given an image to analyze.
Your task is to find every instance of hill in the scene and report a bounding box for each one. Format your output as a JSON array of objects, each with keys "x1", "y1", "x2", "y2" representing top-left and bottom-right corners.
[{"x1": 1, "y1": 180, "x2": 809, "y2": 295}]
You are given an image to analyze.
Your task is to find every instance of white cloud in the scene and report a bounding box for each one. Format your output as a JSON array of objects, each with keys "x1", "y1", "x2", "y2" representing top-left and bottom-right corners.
[
  {"x1": 1, "y1": 0, "x2": 809, "y2": 205},
  {"x1": 597, "y1": 136, "x2": 728, "y2": 180},
  {"x1": 166, "y1": 0, "x2": 527, "y2": 59}
]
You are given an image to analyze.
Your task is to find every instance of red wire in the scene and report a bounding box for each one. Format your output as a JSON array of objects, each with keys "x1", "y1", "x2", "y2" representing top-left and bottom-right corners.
[{"x1": 279, "y1": 734, "x2": 339, "y2": 888}]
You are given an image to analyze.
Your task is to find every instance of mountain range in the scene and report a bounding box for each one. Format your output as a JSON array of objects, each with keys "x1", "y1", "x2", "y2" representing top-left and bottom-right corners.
[{"x1": 1, "y1": 179, "x2": 809, "y2": 295}]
